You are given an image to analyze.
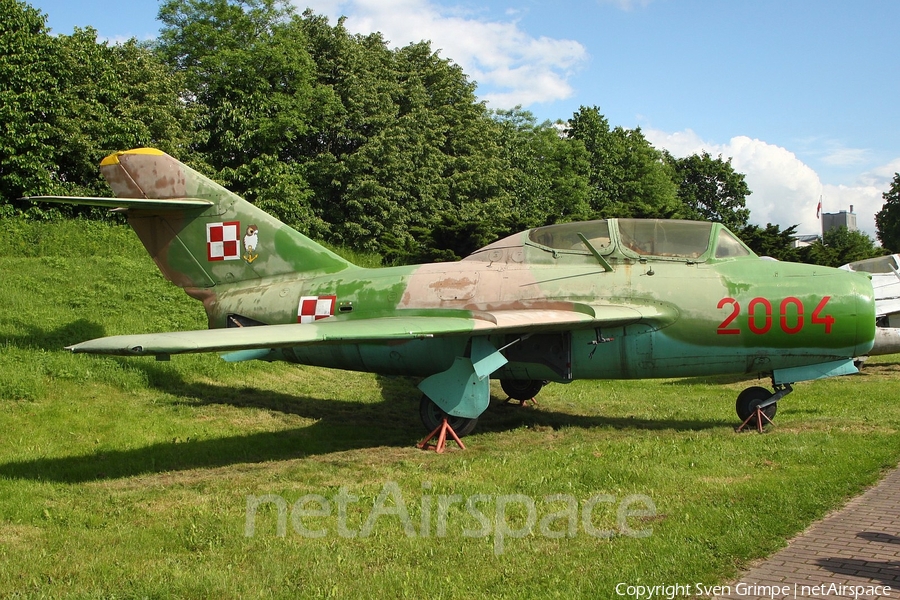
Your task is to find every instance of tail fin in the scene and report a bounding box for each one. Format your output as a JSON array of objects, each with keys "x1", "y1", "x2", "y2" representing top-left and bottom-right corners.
[{"x1": 34, "y1": 148, "x2": 354, "y2": 288}]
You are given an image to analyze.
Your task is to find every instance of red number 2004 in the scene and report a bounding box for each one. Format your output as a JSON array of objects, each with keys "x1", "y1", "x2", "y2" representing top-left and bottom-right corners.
[{"x1": 716, "y1": 296, "x2": 833, "y2": 335}]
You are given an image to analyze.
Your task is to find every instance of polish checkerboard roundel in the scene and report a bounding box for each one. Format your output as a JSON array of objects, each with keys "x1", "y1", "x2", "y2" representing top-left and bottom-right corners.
[
  {"x1": 207, "y1": 221, "x2": 241, "y2": 261},
  {"x1": 298, "y1": 296, "x2": 336, "y2": 323}
]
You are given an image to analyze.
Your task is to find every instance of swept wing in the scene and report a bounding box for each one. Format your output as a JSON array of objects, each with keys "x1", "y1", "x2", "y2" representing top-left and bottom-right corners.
[{"x1": 68, "y1": 305, "x2": 675, "y2": 357}]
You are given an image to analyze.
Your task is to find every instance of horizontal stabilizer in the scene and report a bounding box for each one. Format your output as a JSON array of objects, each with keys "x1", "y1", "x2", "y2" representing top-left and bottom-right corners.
[{"x1": 21, "y1": 196, "x2": 213, "y2": 211}]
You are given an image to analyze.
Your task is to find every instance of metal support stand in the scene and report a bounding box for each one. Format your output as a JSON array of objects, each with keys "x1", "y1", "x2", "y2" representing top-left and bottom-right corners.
[
  {"x1": 735, "y1": 383, "x2": 792, "y2": 433},
  {"x1": 736, "y1": 403, "x2": 776, "y2": 433},
  {"x1": 417, "y1": 418, "x2": 466, "y2": 453}
]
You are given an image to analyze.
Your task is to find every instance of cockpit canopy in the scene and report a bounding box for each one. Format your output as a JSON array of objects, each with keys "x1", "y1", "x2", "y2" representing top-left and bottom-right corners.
[
  {"x1": 842, "y1": 254, "x2": 900, "y2": 274},
  {"x1": 466, "y1": 218, "x2": 754, "y2": 263}
]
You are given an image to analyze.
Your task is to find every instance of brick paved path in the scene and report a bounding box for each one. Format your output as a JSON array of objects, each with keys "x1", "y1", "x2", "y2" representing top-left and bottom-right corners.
[{"x1": 717, "y1": 465, "x2": 900, "y2": 600}]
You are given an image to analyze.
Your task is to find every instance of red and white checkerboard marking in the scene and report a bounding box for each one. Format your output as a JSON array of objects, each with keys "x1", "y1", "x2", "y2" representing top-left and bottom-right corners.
[
  {"x1": 207, "y1": 221, "x2": 241, "y2": 261},
  {"x1": 298, "y1": 295, "x2": 336, "y2": 323}
]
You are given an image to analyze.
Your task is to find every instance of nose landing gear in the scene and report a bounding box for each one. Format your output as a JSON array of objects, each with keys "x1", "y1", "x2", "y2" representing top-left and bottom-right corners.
[{"x1": 735, "y1": 383, "x2": 792, "y2": 433}]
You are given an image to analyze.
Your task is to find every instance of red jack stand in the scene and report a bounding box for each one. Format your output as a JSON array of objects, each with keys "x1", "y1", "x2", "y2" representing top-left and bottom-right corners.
[
  {"x1": 736, "y1": 407, "x2": 775, "y2": 433},
  {"x1": 417, "y1": 418, "x2": 466, "y2": 453}
]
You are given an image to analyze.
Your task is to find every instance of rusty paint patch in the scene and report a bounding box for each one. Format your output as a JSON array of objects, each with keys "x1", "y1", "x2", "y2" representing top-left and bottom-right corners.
[{"x1": 429, "y1": 277, "x2": 478, "y2": 291}]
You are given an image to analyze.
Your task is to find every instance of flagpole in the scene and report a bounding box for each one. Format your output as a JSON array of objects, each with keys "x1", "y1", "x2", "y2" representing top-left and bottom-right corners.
[{"x1": 818, "y1": 195, "x2": 824, "y2": 241}]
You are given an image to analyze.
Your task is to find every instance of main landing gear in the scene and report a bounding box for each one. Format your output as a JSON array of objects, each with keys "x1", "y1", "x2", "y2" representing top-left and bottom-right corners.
[
  {"x1": 418, "y1": 395, "x2": 479, "y2": 437},
  {"x1": 417, "y1": 378, "x2": 547, "y2": 452},
  {"x1": 735, "y1": 383, "x2": 792, "y2": 433},
  {"x1": 417, "y1": 396, "x2": 477, "y2": 452},
  {"x1": 499, "y1": 379, "x2": 545, "y2": 407}
]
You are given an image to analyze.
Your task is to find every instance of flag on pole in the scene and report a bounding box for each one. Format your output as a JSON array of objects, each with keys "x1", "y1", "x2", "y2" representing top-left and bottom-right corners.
[{"x1": 816, "y1": 197, "x2": 822, "y2": 219}]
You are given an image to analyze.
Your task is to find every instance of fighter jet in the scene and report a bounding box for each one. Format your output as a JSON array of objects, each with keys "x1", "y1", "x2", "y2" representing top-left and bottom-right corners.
[{"x1": 27, "y1": 148, "x2": 882, "y2": 443}]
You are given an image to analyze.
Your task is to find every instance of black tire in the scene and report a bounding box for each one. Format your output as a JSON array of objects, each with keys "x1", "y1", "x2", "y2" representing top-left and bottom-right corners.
[
  {"x1": 499, "y1": 379, "x2": 544, "y2": 401},
  {"x1": 736, "y1": 386, "x2": 777, "y2": 425},
  {"x1": 419, "y1": 395, "x2": 479, "y2": 437}
]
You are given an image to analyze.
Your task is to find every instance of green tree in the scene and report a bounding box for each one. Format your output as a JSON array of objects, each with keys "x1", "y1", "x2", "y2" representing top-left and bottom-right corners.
[
  {"x1": 298, "y1": 12, "x2": 511, "y2": 260},
  {"x1": 0, "y1": 0, "x2": 62, "y2": 208},
  {"x1": 158, "y1": 3, "x2": 512, "y2": 260},
  {"x1": 157, "y1": 0, "x2": 316, "y2": 168},
  {"x1": 52, "y1": 30, "x2": 188, "y2": 198},
  {"x1": 668, "y1": 151, "x2": 750, "y2": 231},
  {"x1": 1, "y1": 1, "x2": 186, "y2": 217},
  {"x1": 157, "y1": 0, "x2": 326, "y2": 234},
  {"x1": 493, "y1": 108, "x2": 591, "y2": 231},
  {"x1": 875, "y1": 173, "x2": 900, "y2": 252},
  {"x1": 566, "y1": 106, "x2": 680, "y2": 219},
  {"x1": 738, "y1": 223, "x2": 799, "y2": 262},
  {"x1": 798, "y1": 227, "x2": 884, "y2": 267}
]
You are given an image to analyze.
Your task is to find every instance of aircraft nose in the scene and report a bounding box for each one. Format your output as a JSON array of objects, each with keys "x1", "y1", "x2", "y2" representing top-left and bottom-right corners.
[{"x1": 850, "y1": 271, "x2": 876, "y2": 355}]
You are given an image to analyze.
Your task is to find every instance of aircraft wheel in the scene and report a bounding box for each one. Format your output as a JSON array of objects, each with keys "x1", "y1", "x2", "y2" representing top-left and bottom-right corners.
[
  {"x1": 499, "y1": 379, "x2": 544, "y2": 401},
  {"x1": 736, "y1": 386, "x2": 777, "y2": 425},
  {"x1": 419, "y1": 395, "x2": 478, "y2": 437}
]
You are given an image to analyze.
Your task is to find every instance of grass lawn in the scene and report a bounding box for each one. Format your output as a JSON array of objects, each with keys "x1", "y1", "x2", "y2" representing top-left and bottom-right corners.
[{"x1": 1, "y1": 219, "x2": 899, "y2": 598}]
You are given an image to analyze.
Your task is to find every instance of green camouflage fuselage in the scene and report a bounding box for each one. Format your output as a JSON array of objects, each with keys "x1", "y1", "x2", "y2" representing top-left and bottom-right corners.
[{"x1": 196, "y1": 234, "x2": 874, "y2": 384}]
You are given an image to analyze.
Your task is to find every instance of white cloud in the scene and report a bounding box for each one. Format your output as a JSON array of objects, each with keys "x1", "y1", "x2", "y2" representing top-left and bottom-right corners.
[
  {"x1": 794, "y1": 137, "x2": 871, "y2": 168},
  {"x1": 729, "y1": 137, "x2": 824, "y2": 235},
  {"x1": 858, "y1": 158, "x2": 900, "y2": 188},
  {"x1": 821, "y1": 147, "x2": 869, "y2": 167},
  {"x1": 644, "y1": 128, "x2": 890, "y2": 238},
  {"x1": 298, "y1": 0, "x2": 587, "y2": 109},
  {"x1": 598, "y1": 0, "x2": 653, "y2": 10}
]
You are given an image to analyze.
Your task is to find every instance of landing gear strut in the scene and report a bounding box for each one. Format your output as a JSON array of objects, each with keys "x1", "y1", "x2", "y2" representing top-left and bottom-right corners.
[{"x1": 735, "y1": 383, "x2": 792, "y2": 433}]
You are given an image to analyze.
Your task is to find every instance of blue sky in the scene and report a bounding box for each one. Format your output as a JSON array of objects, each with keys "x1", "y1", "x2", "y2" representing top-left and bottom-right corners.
[{"x1": 28, "y1": 0, "x2": 900, "y2": 239}]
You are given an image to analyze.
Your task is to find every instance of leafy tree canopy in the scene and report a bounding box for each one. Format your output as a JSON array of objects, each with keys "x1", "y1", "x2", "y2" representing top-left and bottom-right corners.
[
  {"x1": 738, "y1": 223, "x2": 800, "y2": 262},
  {"x1": 492, "y1": 108, "x2": 591, "y2": 231},
  {"x1": 875, "y1": 173, "x2": 900, "y2": 252},
  {"x1": 1, "y1": 0, "x2": 187, "y2": 219},
  {"x1": 668, "y1": 151, "x2": 750, "y2": 231},
  {"x1": 566, "y1": 106, "x2": 681, "y2": 219},
  {"x1": 798, "y1": 226, "x2": 885, "y2": 268},
  {"x1": 4, "y1": 1, "x2": 762, "y2": 265}
]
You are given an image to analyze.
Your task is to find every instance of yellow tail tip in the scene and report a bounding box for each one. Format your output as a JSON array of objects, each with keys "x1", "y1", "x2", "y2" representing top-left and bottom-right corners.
[{"x1": 100, "y1": 147, "x2": 165, "y2": 167}]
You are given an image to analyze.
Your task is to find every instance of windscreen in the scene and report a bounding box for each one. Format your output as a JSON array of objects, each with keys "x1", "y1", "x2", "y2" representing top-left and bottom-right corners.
[
  {"x1": 846, "y1": 255, "x2": 899, "y2": 274},
  {"x1": 528, "y1": 220, "x2": 611, "y2": 252},
  {"x1": 714, "y1": 229, "x2": 752, "y2": 258},
  {"x1": 617, "y1": 219, "x2": 713, "y2": 258}
]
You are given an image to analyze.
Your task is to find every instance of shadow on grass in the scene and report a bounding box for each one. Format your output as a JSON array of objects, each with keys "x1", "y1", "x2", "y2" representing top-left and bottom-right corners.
[
  {"x1": 130, "y1": 360, "x2": 730, "y2": 437},
  {"x1": 662, "y1": 373, "x2": 760, "y2": 386},
  {"x1": 0, "y1": 363, "x2": 730, "y2": 484},
  {"x1": 144, "y1": 360, "x2": 729, "y2": 433},
  {"x1": 2, "y1": 318, "x2": 105, "y2": 351},
  {"x1": 476, "y1": 400, "x2": 729, "y2": 435}
]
